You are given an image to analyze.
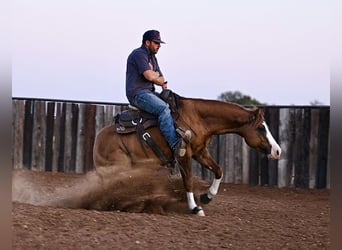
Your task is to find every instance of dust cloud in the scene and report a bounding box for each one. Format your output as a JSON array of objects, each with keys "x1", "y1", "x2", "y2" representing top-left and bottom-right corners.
[{"x1": 12, "y1": 164, "x2": 208, "y2": 214}]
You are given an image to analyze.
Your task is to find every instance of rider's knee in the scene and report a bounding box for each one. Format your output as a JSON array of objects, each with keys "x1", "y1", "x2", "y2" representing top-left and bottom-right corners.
[{"x1": 158, "y1": 103, "x2": 171, "y2": 116}]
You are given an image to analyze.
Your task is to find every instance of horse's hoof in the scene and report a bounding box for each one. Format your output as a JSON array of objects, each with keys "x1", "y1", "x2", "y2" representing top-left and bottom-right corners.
[
  {"x1": 192, "y1": 206, "x2": 205, "y2": 216},
  {"x1": 200, "y1": 193, "x2": 212, "y2": 204}
]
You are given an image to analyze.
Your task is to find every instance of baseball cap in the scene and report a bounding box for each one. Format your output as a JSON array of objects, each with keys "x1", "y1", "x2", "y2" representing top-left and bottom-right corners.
[{"x1": 142, "y1": 30, "x2": 165, "y2": 44}]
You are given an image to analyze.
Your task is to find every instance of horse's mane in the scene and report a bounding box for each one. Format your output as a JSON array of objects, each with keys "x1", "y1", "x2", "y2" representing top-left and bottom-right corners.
[
  {"x1": 179, "y1": 95, "x2": 258, "y2": 112},
  {"x1": 178, "y1": 95, "x2": 263, "y2": 127}
]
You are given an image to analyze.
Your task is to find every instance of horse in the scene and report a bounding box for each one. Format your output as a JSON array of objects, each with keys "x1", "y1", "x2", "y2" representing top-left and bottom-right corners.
[{"x1": 93, "y1": 93, "x2": 281, "y2": 216}]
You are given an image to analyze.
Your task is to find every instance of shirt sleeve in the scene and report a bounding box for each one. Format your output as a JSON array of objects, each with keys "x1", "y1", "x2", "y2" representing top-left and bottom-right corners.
[{"x1": 132, "y1": 50, "x2": 150, "y2": 75}]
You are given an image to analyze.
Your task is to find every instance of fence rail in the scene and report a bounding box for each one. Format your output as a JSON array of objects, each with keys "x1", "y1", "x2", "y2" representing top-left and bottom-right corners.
[{"x1": 12, "y1": 98, "x2": 330, "y2": 189}]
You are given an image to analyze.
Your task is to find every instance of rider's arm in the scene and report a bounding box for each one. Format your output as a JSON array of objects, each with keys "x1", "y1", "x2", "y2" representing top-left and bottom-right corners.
[{"x1": 143, "y1": 70, "x2": 166, "y2": 87}]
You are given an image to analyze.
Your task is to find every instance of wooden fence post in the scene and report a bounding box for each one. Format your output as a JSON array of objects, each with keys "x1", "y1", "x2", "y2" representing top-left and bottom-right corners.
[
  {"x1": 96, "y1": 105, "x2": 105, "y2": 136},
  {"x1": 71, "y1": 104, "x2": 79, "y2": 171},
  {"x1": 83, "y1": 104, "x2": 96, "y2": 172},
  {"x1": 52, "y1": 103, "x2": 62, "y2": 172},
  {"x1": 278, "y1": 108, "x2": 290, "y2": 188},
  {"x1": 220, "y1": 135, "x2": 230, "y2": 183},
  {"x1": 76, "y1": 104, "x2": 85, "y2": 173},
  {"x1": 233, "y1": 135, "x2": 242, "y2": 184},
  {"x1": 267, "y1": 107, "x2": 279, "y2": 187},
  {"x1": 309, "y1": 109, "x2": 320, "y2": 188},
  {"x1": 326, "y1": 134, "x2": 330, "y2": 189},
  {"x1": 316, "y1": 108, "x2": 330, "y2": 188},
  {"x1": 64, "y1": 103, "x2": 73, "y2": 172},
  {"x1": 249, "y1": 149, "x2": 259, "y2": 186},
  {"x1": 57, "y1": 103, "x2": 67, "y2": 172},
  {"x1": 226, "y1": 135, "x2": 235, "y2": 183},
  {"x1": 260, "y1": 106, "x2": 270, "y2": 186},
  {"x1": 31, "y1": 101, "x2": 46, "y2": 171},
  {"x1": 293, "y1": 109, "x2": 305, "y2": 187},
  {"x1": 287, "y1": 108, "x2": 296, "y2": 187},
  {"x1": 105, "y1": 105, "x2": 114, "y2": 125},
  {"x1": 242, "y1": 140, "x2": 250, "y2": 184},
  {"x1": 23, "y1": 100, "x2": 33, "y2": 169},
  {"x1": 12, "y1": 100, "x2": 25, "y2": 169},
  {"x1": 45, "y1": 102, "x2": 55, "y2": 171}
]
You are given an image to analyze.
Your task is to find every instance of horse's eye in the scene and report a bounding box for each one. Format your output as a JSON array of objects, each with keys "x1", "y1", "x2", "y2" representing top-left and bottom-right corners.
[{"x1": 257, "y1": 126, "x2": 266, "y2": 134}]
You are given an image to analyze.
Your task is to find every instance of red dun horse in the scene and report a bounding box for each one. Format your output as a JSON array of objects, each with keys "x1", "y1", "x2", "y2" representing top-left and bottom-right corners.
[{"x1": 93, "y1": 95, "x2": 281, "y2": 216}]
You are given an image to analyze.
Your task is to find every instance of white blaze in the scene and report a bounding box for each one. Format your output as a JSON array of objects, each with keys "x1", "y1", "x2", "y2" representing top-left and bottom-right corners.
[{"x1": 262, "y1": 121, "x2": 281, "y2": 159}]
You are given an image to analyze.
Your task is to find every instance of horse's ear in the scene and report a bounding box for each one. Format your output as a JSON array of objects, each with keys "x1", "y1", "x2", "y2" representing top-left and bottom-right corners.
[
  {"x1": 250, "y1": 108, "x2": 264, "y2": 126},
  {"x1": 257, "y1": 108, "x2": 265, "y2": 123},
  {"x1": 256, "y1": 108, "x2": 264, "y2": 117}
]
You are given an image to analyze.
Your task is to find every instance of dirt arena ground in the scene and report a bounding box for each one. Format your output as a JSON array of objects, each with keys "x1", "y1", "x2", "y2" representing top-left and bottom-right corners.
[{"x1": 12, "y1": 166, "x2": 330, "y2": 249}]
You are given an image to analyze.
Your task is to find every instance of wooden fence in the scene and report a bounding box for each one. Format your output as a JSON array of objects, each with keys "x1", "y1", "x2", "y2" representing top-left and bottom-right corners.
[{"x1": 12, "y1": 98, "x2": 330, "y2": 189}]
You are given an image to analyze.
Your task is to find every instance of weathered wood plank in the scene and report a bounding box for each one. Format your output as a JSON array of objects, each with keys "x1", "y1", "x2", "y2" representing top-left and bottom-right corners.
[
  {"x1": 96, "y1": 105, "x2": 105, "y2": 137},
  {"x1": 287, "y1": 108, "x2": 296, "y2": 187},
  {"x1": 12, "y1": 100, "x2": 25, "y2": 169},
  {"x1": 309, "y1": 109, "x2": 320, "y2": 188},
  {"x1": 57, "y1": 103, "x2": 66, "y2": 172},
  {"x1": 267, "y1": 107, "x2": 279, "y2": 187},
  {"x1": 52, "y1": 103, "x2": 62, "y2": 172},
  {"x1": 226, "y1": 135, "x2": 235, "y2": 183},
  {"x1": 316, "y1": 108, "x2": 329, "y2": 189},
  {"x1": 83, "y1": 104, "x2": 97, "y2": 172},
  {"x1": 64, "y1": 103, "x2": 73, "y2": 172},
  {"x1": 260, "y1": 108, "x2": 270, "y2": 186},
  {"x1": 45, "y1": 102, "x2": 55, "y2": 172},
  {"x1": 249, "y1": 149, "x2": 259, "y2": 186},
  {"x1": 242, "y1": 140, "x2": 250, "y2": 184},
  {"x1": 23, "y1": 100, "x2": 33, "y2": 169},
  {"x1": 278, "y1": 108, "x2": 290, "y2": 188},
  {"x1": 294, "y1": 109, "x2": 304, "y2": 187},
  {"x1": 326, "y1": 134, "x2": 330, "y2": 189},
  {"x1": 233, "y1": 135, "x2": 242, "y2": 184},
  {"x1": 71, "y1": 104, "x2": 79, "y2": 172},
  {"x1": 76, "y1": 104, "x2": 86, "y2": 173},
  {"x1": 219, "y1": 135, "x2": 229, "y2": 183},
  {"x1": 260, "y1": 155, "x2": 269, "y2": 186},
  {"x1": 104, "y1": 105, "x2": 114, "y2": 125},
  {"x1": 31, "y1": 101, "x2": 46, "y2": 171},
  {"x1": 293, "y1": 108, "x2": 310, "y2": 188},
  {"x1": 302, "y1": 108, "x2": 311, "y2": 188}
]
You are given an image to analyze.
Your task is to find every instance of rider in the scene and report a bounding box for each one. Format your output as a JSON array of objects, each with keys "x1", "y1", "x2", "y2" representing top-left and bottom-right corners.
[{"x1": 125, "y1": 30, "x2": 190, "y2": 158}]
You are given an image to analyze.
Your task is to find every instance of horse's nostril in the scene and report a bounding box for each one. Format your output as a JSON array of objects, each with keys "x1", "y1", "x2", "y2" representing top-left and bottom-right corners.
[{"x1": 276, "y1": 150, "x2": 279, "y2": 156}]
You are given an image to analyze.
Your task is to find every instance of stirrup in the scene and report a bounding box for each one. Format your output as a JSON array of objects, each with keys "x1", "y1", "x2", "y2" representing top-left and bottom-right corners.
[{"x1": 176, "y1": 128, "x2": 192, "y2": 144}]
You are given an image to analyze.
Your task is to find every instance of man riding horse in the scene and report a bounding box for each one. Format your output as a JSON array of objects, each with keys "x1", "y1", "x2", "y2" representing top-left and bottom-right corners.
[
  {"x1": 94, "y1": 30, "x2": 282, "y2": 216},
  {"x1": 125, "y1": 30, "x2": 191, "y2": 160}
]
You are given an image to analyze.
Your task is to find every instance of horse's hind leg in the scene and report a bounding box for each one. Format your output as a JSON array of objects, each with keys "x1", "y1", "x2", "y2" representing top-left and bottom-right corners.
[
  {"x1": 178, "y1": 156, "x2": 205, "y2": 216},
  {"x1": 193, "y1": 149, "x2": 223, "y2": 204}
]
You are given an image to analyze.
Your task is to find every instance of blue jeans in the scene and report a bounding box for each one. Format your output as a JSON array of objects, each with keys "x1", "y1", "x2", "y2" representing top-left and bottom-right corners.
[{"x1": 131, "y1": 92, "x2": 180, "y2": 148}]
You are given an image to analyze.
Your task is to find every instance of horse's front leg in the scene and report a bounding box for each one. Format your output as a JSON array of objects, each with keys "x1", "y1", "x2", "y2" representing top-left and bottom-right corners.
[
  {"x1": 177, "y1": 156, "x2": 205, "y2": 216},
  {"x1": 193, "y1": 148, "x2": 223, "y2": 204}
]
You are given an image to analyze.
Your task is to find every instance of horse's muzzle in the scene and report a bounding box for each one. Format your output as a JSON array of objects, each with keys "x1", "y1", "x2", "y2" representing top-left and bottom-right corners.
[{"x1": 268, "y1": 147, "x2": 281, "y2": 160}]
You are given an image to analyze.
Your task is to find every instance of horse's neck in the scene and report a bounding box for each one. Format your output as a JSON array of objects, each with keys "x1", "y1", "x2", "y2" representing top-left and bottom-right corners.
[{"x1": 182, "y1": 98, "x2": 251, "y2": 135}]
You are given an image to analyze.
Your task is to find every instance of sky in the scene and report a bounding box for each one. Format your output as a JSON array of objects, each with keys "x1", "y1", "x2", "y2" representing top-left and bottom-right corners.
[{"x1": 12, "y1": 0, "x2": 330, "y2": 105}]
